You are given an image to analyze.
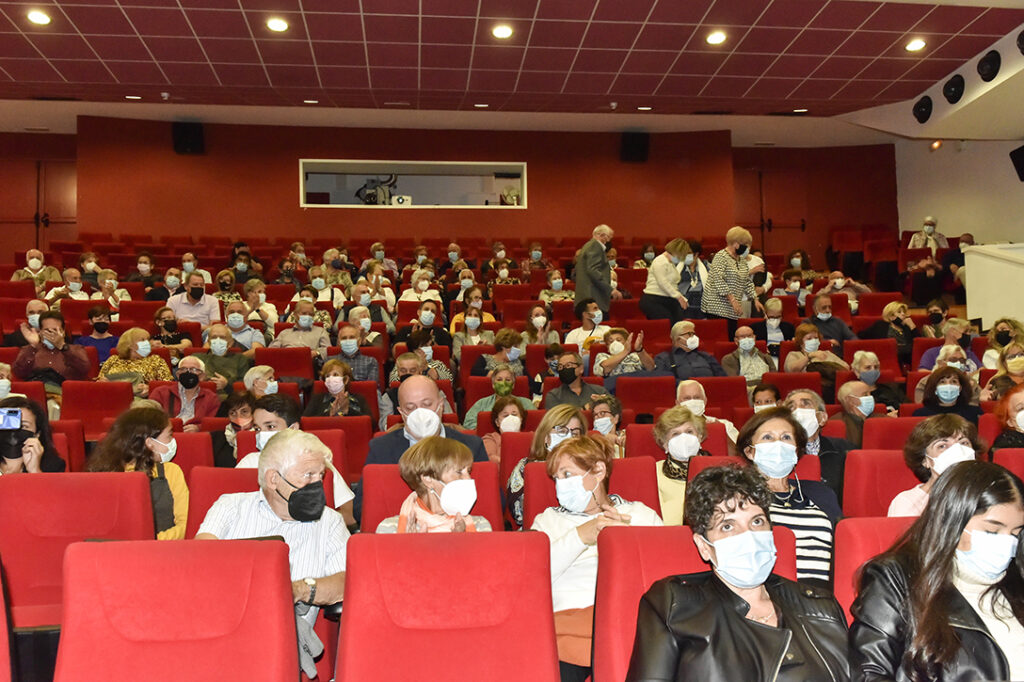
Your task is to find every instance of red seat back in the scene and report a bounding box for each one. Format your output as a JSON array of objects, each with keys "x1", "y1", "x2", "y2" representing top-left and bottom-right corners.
[
  {"x1": 50, "y1": 419, "x2": 86, "y2": 472},
  {"x1": 10, "y1": 381, "x2": 46, "y2": 406},
  {"x1": 254, "y1": 346, "x2": 316, "y2": 380},
  {"x1": 117, "y1": 300, "x2": 164, "y2": 325},
  {"x1": 696, "y1": 376, "x2": 749, "y2": 408},
  {"x1": 993, "y1": 448, "x2": 1024, "y2": 479},
  {"x1": 336, "y1": 533, "x2": 559, "y2": 682},
  {"x1": 0, "y1": 472, "x2": 154, "y2": 628},
  {"x1": 806, "y1": 293, "x2": 852, "y2": 324},
  {"x1": 857, "y1": 292, "x2": 903, "y2": 317},
  {"x1": 593, "y1": 525, "x2": 798, "y2": 682},
  {"x1": 185, "y1": 467, "x2": 260, "y2": 538},
  {"x1": 614, "y1": 376, "x2": 676, "y2": 416},
  {"x1": 60, "y1": 381, "x2": 135, "y2": 440},
  {"x1": 843, "y1": 338, "x2": 903, "y2": 377},
  {"x1": 54, "y1": 540, "x2": 298, "y2": 681},
  {"x1": 522, "y1": 457, "x2": 660, "y2": 529},
  {"x1": 842, "y1": 449, "x2": 921, "y2": 517},
  {"x1": 761, "y1": 372, "x2": 824, "y2": 401},
  {"x1": 862, "y1": 417, "x2": 923, "y2": 450},
  {"x1": 911, "y1": 337, "x2": 944, "y2": 369},
  {"x1": 358, "y1": 461, "x2": 504, "y2": 533},
  {"x1": 171, "y1": 431, "x2": 214, "y2": 481},
  {"x1": 833, "y1": 516, "x2": 914, "y2": 622}
]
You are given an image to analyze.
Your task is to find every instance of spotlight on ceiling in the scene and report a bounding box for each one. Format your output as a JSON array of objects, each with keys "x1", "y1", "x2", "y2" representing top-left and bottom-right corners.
[
  {"x1": 912, "y1": 95, "x2": 933, "y2": 124},
  {"x1": 491, "y1": 24, "x2": 513, "y2": 39},
  {"x1": 977, "y1": 50, "x2": 1001, "y2": 82},
  {"x1": 27, "y1": 10, "x2": 51, "y2": 25},
  {"x1": 930, "y1": 140, "x2": 942, "y2": 151},
  {"x1": 905, "y1": 38, "x2": 926, "y2": 52},
  {"x1": 266, "y1": 17, "x2": 288, "y2": 32},
  {"x1": 942, "y1": 74, "x2": 965, "y2": 104},
  {"x1": 1017, "y1": 29, "x2": 1024, "y2": 56},
  {"x1": 706, "y1": 31, "x2": 727, "y2": 45}
]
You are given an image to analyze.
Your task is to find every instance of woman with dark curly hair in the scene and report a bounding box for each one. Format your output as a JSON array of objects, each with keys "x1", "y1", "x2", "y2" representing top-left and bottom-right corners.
[
  {"x1": 888, "y1": 413, "x2": 983, "y2": 517},
  {"x1": 626, "y1": 465, "x2": 850, "y2": 681},
  {"x1": 852, "y1": 460, "x2": 1024, "y2": 681},
  {"x1": 0, "y1": 396, "x2": 65, "y2": 473},
  {"x1": 913, "y1": 366, "x2": 983, "y2": 424}
]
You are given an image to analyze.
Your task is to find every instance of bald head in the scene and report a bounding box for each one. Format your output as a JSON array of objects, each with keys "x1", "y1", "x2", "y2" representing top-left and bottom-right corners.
[{"x1": 397, "y1": 375, "x2": 443, "y2": 416}]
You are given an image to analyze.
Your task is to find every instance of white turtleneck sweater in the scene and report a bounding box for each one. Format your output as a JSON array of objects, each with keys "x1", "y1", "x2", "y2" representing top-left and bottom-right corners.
[{"x1": 953, "y1": 561, "x2": 1024, "y2": 679}]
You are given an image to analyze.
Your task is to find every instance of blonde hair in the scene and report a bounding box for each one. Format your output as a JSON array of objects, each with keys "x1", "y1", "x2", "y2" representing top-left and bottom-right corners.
[
  {"x1": 994, "y1": 341, "x2": 1024, "y2": 377},
  {"x1": 653, "y1": 406, "x2": 707, "y2": 447},
  {"x1": 529, "y1": 404, "x2": 587, "y2": 461},
  {"x1": 398, "y1": 436, "x2": 473, "y2": 496},
  {"x1": 763, "y1": 298, "x2": 783, "y2": 315},
  {"x1": 116, "y1": 327, "x2": 150, "y2": 359},
  {"x1": 988, "y1": 318, "x2": 1024, "y2": 350},
  {"x1": 216, "y1": 269, "x2": 236, "y2": 285},
  {"x1": 664, "y1": 238, "x2": 690, "y2": 259},
  {"x1": 881, "y1": 302, "x2": 908, "y2": 322},
  {"x1": 243, "y1": 278, "x2": 264, "y2": 295},
  {"x1": 726, "y1": 226, "x2": 752, "y2": 245}
]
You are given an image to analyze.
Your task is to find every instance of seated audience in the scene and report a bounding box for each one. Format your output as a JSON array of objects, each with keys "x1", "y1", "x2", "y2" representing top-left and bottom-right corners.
[
  {"x1": 448, "y1": 286, "x2": 494, "y2": 335},
  {"x1": 920, "y1": 298, "x2": 949, "y2": 338},
  {"x1": 439, "y1": 244, "x2": 472, "y2": 281},
  {"x1": 213, "y1": 269, "x2": 242, "y2": 305},
  {"x1": 913, "y1": 343, "x2": 981, "y2": 403},
  {"x1": 539, "y1": 269, "x2": 575, "y2": 304},
  {"x1": 74, "y1": 305, "x2": 119, "y2": 358},
  {"x1": 590, "y1": 393, "x2": 626, "y2": 456},
  {"x1": 0, "y1": 363, "x2": 18, "y2": 400},
  {"x1": 304, "y1": 360, "x2": 370, "y2": 418},
  {"x1": 564, "y1": 298, "x2": 609, "y2": 352},
  {"x1": 918, "y1": 317, "x2": 980, "y2": 371},
  {"x1": 79, "y1": 252, "x2": 101, "y2": 289},
  {"x1": 396, "y1": 300, "x2": 452, "y2": 348},
  {"x1": 270, "y1": 298, "x2": 329, "y2": 360},
  {"x1": 295, "y1": 266, "x2": 345, "y2": 311},
  {"x1": 12, "y1": 310, "x2": 90, "y2": 393},
  {"x1": 287, "y1": 286, "x2": 333, "y2": 328},
  {"x1": 675, "y1": 380, "x2": 739, "y2": 444},
  {"x1": 654, "y1": 320, "x2": 726, "y2": 380},
  {"x1": 772, "y1": 268, "x2": 810, "y2": 310},
  {"x1": 144, "y1": 266, "x2": 184, "y2": 302},
  {"x1": 242, "y1": 278, "x2": 279, "y2": 328},
  {"x1": 785, "y1": 323, "x2": 848, "y2": 400},
  {"x1": 210, "y1": 391, "x2": 256, "y2": 466},
  {"x1": 88, "y1": 407, "x2": 188, "y2": 540},
  {"x1": 544, "y1": 351, "x2": 603, "y2": 409},
  {"x1": 533, "y1": 435, "x2": 662, "y2": 681},
  {"x1": 471, "y1": 328, "x2": 524, "y2": 377},
  {"x1": 90, "y1": 268, "x2": 131, "y2": 315},
  {"x1": 347, "y1": 295, "x2": 393, "y2": 342},
  {"x1": 463, "y1": 363, "x2": 534, "y2": 430},
  {"x1": 627, "y1": 465, "x2": 849, "y2": 681},
  {"x1": 981, "y1": 317, "x2": 1024, "y2": 369},
  {"x1": 322, "y1": 248, "x2": 354, "y2": 291},
  {"x1": 860, "y1": 301, "x2": 918, "y2": 367},
  {"x1": 633, "y1": 243, "x2": 657, "y2": 269},
  {"x1": 593, "y1": 327, "x2": 654, "y2": 377},
  {"x1": 451, "y1": 306, "x2": 494, "y2": 364},
  {"x1": 914, "y1": 366, "x2": 983, "y2": 424},
  {"x1": 520, "y1": 242, "x2": 552, "y2": 272},
  {"x1": 981, "y1": 339, "x2": 1024, "y2": 401},
  {"x1": 359, "y1": 260, "x2": 396, "y2": 313},
  {"x1": 638, "y1": 238, "x2": 691, "y2": 323},
  {"x1": 181, "y1": 252, "x2": 212, "y2": 284},
  {"x1": 387, "y1": 331, "x2": 453, "y2": 383},
  {"x1": 221, "y1": 300, "x2": 266, "y2": 358},
  {"x1": 851, "y1": 349, "x2": 902, "y2": 413},
  {"x1": 818, "y1": 270, "x2": 871, "y2": 312},
  {"x1": 782, "y1": 388, "x2": 851, "y2": 502},
  {"x1": 481, "y1": 397, "x2": 527, "y2": 467},
  {"x1": 376, "y1": 436, "x2": 491, "y2": 534},
  {"x1": 149, "y1": 355, "x2": 220, "y2": 431},
  {"x1": 44, "y1": 267, "x2": 88, "y2": 306},
  {"x1": 196, "y1": 323, "x2": 254, "y2": 396},
  {"x1": 448, "y1": 268, "x2": 476, "y2": 304},
  {"x1": 398, "y1": 269, "x2": 441, "y2": 304},
  {"x1": 830, "y1": 380, "x2": 881, "y2": 448},
  {"x1": 167, "y1": 272, "x2": 220, "y2": 326},
  {"x1": 98, "y1": 327, "x2": 173, "y2": 392},
  {"x1": 151, "y1": 307, "x2": 192, "y2": 361},
  {"x1": 888, "y1": 413, "x2": 981, "y2": 517},
  {"x1": 736, "y1": 407, "x2": 840, "y2": 584},
  {"x1": 11, "y1": 249, "x2": 60, "y2": 295},
  {"x1": 751, "y1": 382, "x2": 782, "y2": 412},
  {"x1": 522, "y1": 304, "x2": 559, "y2": 346},
  {"x1": 990, "y1": 383, "x2": 1024, "y2": 456},
  {"x1": 806, "y1": 294, "x2": 856, "y2": 353},
  {"x1": 486, "y1": 258, "x2": 520, "y2": 296},
  {"x1": 0, "y1": 396, "x2": 66, "y2": 473},
  {"x1": 652, "y1": 406, "x2": 713, "y2": 525},
  {"x1": 507, "y1": 404, "x2": 587, "y2": 529},
  {"x1": 273, "y1": 257, "x2": 303, "y2": 292},
  {"x1": 480, "y1": 241, "x2": 506, "y2": 277},
  {"x1": 242, "y1": 365, "x2": 279, "y2": 400},
  {"x1": 721, "y1": 325, "x2": 776, "y2": 386},
  {"x1": 853, "y1": 461, "x2": 1024, "y2": 682},
  {"x1": 786, "y1": 248, "x2": 821, "y2": 280},
  {"x1": 125, "y1": 251, "x2": 161, "y2": 292},
  {"x1": 4, "y1": 299, "x2": 50, "y2": 347},
  {"x1": 327, "y1": 324, "x2": 379, "y2": 384},
  {"x1": 750, "y1": 298, "x2": 794, "y2": 357}
]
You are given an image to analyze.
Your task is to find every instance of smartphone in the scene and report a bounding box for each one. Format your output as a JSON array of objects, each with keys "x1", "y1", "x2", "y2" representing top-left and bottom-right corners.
[{"x1": 0, "y1": 408, "x2": 21, "y2": 431}]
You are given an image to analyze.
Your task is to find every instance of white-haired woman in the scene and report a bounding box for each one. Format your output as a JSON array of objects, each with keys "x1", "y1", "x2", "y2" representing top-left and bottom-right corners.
[
  {"x1": 700, "y1": 226, "x2": 763, "y2": 333},
  {"x1": 243, "y1": 365, "x2": 278, "y2": 399},
  {"x1": 398, "y1": 269, "x2": 442, "y2": 303},
  {"x1": 346, "y1": 305, "x2": 385, "y2": 347},
  {"x1": 851, "y1": 349, "x2": 902, "y2": 414}
]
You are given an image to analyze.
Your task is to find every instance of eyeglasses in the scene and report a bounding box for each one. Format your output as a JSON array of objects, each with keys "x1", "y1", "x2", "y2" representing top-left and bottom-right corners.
[
  {"x1": 556, "y1": 363, "x2": 579, "y2": 370},
  {"x1": 551, "y1": 425, "x2": 584, "y2": 437},
  {"x1": 179, "y1": 367, "x2": 201, "y2": 374}
]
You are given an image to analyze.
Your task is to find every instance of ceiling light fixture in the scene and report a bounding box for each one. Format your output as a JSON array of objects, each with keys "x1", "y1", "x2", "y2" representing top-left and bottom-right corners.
[
  {"x1": 27, "y1": 10, "x2": 51, "y2": 25},
  {"x1": 492, "y1": 24, "x2": 513, "y2": 39},
  {"x1": 125, "y1": 95, "x2": 141, "y2": 100},
  {"x1": 636, "y1": 106, "x2": 652, "y2": 111},
  {"x1": 474, "y1": 103, "x2": 489, "y2": 108},
  {"x1": 706, "y1": 30, "x2": 727, "y2": 45},
  {"x1": 930, "y1": 140, "x2": 943, "y2": 151},
  {"x1": 792, "y1": 108, "x2": 808, "y2": 113},
  {"x1": 303, "y1": 99, "x2": 318, "y2": 104},
  {"x1": 266, "y1": 17, "x2": 288, "y2": 32},
  {"x1": 905, "y1": 38, "x2": 926, "y2": 52}
]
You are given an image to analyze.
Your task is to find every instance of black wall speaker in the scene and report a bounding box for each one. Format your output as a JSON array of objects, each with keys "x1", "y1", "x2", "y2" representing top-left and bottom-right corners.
[
  {"x1": 172, "y1": 122, "x2": 205, "y2": 155},
  {"x1": 1010, "y1": 144, "x2": 1024, "y2": 182},
  {"x1": 912, "y1": 96, "x2": 933, "y2": 124},
  {"x1": 942, "y1": 74, "x2": 965, "y2": 104},
  {"x1": 978, "y1": 50, "x2": 1001, "y2": 82},
  {"x1": 620, "y1": 132, "x2": 649, "y2": 163}
]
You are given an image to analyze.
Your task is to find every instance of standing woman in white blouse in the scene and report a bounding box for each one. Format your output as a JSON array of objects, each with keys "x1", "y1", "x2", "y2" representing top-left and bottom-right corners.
[
  {"x1": 638, "y1": 238, "x2": 691, "y2": 324},
  {"x1": 851, "y1": 460, "x2": 1024, "y2": 682}
]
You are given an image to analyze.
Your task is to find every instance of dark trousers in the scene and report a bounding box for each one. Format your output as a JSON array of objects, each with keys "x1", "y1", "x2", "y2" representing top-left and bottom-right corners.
[
  {"x1": 703, "y1": 312, "x2": 738, "y2": 337},
  {"x1": 639, "y1": 293, "x2": 686, "y2": 324},
  {"x1": 559, "y1": 661, "x2": 590, "y2": 682}
]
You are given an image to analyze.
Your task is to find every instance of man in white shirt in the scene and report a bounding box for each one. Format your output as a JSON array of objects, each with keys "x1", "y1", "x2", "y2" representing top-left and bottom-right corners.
[
  {"x1": 564, "y1": 299, "x2": 610, "y2": 352},
  {"x1": 181, "y1": 252, "x2": 212, "y2": 283},
  {"x1": 45, "y1": 268, "x2": 90, "y2": 305}
]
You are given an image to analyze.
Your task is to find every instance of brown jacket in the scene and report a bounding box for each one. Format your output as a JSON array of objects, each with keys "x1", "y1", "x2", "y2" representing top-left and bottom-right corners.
[{"x1": 720, "y1": 348, "x2": 776, "y2": 384}]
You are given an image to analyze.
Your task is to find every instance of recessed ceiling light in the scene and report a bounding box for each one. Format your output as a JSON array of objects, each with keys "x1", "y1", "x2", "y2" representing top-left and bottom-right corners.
[
  {"x1": 637, "y1": 106, "x2": 652, "y2": 111},
  {"x1": 474, "y1": 103, "x2": 489, "y2": 108},
  {"x1": 266, "y1": 17, "x2": 288, "y2": 32},
  {"x1": 792, "y1": 108, "x2": 808, "y2": 113},
  {"x1": 303, "y1": 99, "x2": 318, "y2": 104},
  {"x1": 125, "y1": 95, "x2": 141, "y2": 100},
  {"x1": 905, "y1": 38, "x2": 926, "y2": 52},
  {"x1": 383, "y1": 101, "x2": 410, "y2": 106},
  {"x1": 492, "y1": 24, "x2": 513, "y2": 39},
  {"x1": 27, "y1": 10, "x2": 51, "y2": 25},
  {"x1": 706, "y1": 30, "x2": 727, "y2": 45},
  {"x1": 930, "y1": 140, "x2": 943, "y2": 151}
]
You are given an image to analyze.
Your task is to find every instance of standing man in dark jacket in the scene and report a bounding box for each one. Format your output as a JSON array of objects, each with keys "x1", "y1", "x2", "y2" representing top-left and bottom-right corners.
[{"x1": 574, "y1": 224, "x2": 617, "y2": 318}]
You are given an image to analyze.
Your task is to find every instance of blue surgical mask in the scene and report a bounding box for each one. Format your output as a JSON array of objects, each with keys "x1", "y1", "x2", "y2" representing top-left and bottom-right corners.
[
  {"x1": 374, "y1": 250, "x2": 385, "y2": 260},
  {"x1": 448, "y1": 251, "x2": 459, "y2": 263},
  {"x1": 507, "y1": 346, "x2": 522, "y2": 361},
  {"x1": 547, "y1": 430, "x2": 572, "y2": 452},
  {"x1": 803, "y1": 338, "x2": 820, "y2": 353},
  {"x1": 816, "y1": 312, "x2": 832, "y2": 322},
  {"x1": 27, "y1": 314, "x2": 40, "y2": 329},
  {"x1": 590, "y1": 310, "x2": 603, "y2": 325},
  {"x1": 790, "y1": 257, "x2": 802, "y2": 268},
  {"x1": 702, "y1": 530, "x2": 777, "y2": 589},
  {"x1": 460, "y1": 278, "x2": 473, "y2": 289},
  {"x1": 340, "y1": 339, "x2": 359, "y2": 355},
  {"x1": 182, "y1": 261, "x2": 195, "y2": 273},
  {"x1": 236, "y1": 262, "x2": 248, "y2": 273},
  {"x1": 956, "y1": 530, "x2": 1019, "y2": 582},
  {"x1": 465, "y1": 316, "x2": 481, "y2": 331},
  {"x1": 311, "y1": 278, "x2": 326, "y2": 290},
  {"x1": 42, "y1": 338, "x2": 55, "y2": 350},
  {"x1": 419, "y1": 310, "x2": 436, "y2": 326},
  {"x1": 209, "y1": 338, "x2": 229, "y2": 356},
  {"x1": 263, "y1": 380, "x2": 278, "y2": 395},
  {"x1": 416, "y1": 254, "x2": 426, "y2": 265},
  {"x1": 297, "y1": 314, "x2": 314, "y2": 329},
  {"x1": 227, "y1": 312, "x2": 245, "y2": 328},
  {"x1": 165, "y1": 275, "x2": 180, "y2": 290},
  {"x1": 359, "y1": 293, "x2": 371, "y2": 307},
  {"x1": 936, "y1": 384, "x2": 961, "y2": 403},
  {"x1": 684, "y1": 254, "x2": 694, "y2": 266},
  {"x1": 753, "y1": 441, "x2": 798, "y2": 479},
  {"x1": 68, "y1": 281, "x2": 83, "y2": 292},
  {"x1": 738, "y1": 338, "x2": 755, "y2": 352},
  {"x1": 644, "y1": 251, "x2": 655, "y2": 262},
  {"x1": 136, "y1": 340, "x2": 152, "y2": 358},
  {"x1": 554, "y1": 472, "x2": 594, "y2": 513},
  {"x1": 856, "y1": 395, "x2": 875, "y2": 417},
  {"x1": 859, "y1": 369, "x2": 881, "y2": 385},
  {"x1": 946, "y1": 360, "x2": 965, "y2": 371},
  {"x1": 551, "y1": 279, "x2": 563, "y2": 291},
  {"x1": 358, "y1": 317, "x2": 371, "y2": 332},
  {"x1": 531, "y1": 250, "x2": 542, "y2": 261}
]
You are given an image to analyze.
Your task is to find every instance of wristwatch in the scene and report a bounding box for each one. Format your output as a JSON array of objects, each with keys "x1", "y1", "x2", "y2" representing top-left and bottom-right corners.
[{"x1": 303, "y1": 577, "x2": 317, "y2": 605}]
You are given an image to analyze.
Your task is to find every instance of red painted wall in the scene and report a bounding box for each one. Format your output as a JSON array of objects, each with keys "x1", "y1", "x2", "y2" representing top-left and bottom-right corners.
[{"x1": 76, "y1": 116, "x2": 736, "y2": 244}]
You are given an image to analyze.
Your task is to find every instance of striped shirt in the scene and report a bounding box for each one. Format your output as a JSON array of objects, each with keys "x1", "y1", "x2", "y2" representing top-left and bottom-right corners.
[
  {"x1": 197, "y1": 491, "x2": 349, "y2": 623},
  {"x1": 701, "y1": 249, "x2": 756, "y2": 319},
  {"x1": 769, "y1": 485, "x2": 834, "y2": 583}
]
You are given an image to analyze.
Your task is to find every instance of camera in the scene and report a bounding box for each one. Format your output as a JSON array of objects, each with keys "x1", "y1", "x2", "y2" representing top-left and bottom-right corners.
[{"x1": 0, "y1": 408, "x2": 30, "y2": 460}]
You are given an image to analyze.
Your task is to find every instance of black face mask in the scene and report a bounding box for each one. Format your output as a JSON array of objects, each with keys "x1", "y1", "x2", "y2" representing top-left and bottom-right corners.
[
  {"x1": 92, "y1": 321, "x2": 110, "y2": 334},
  {"x1": 178, "y1": 372, "x2": 199, "y2": 389},
  {"x1": 928, "y1": 312, "x2": 944, "y2": 325},
  {"x1": 330, "y1": 259, "x2": 343, "y2": 270},
  {"x1": 558, "y1": 367, "x2": 577, "y2": 385},
  {"x1": 162, "y1": 319, "x2": 178, "y2": 333},
  {"x1": 218, "y1": 281, "x2": 232, "y2": 292},
  {"x1": 276, "y1": 475, "x2": 326, "y2": 522},
  {"x1": 189, "y1": 286, "x2": 205, "y2": 299},
  {"x1": 735, "y1": 244, "x2": 749, "y2": 256},
  {"x1": 996, "y1": 330, "x2": 1013, "y2": 347},
  {"x1": 751, "y1": 271, "x2": 767, "y2": 287},
  {"x1": 958, "y1": 333, "x2": 971, "y2": 349}
]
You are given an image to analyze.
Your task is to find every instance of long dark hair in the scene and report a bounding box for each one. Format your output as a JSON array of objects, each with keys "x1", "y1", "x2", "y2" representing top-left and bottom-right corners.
[
  {"x1": 0, "y1": 396, "x2": 60, "y2": 462},
  {"x1": 88, "y1": 407, "x2": 169, "y2": 475},
  {"x1": 875, "y1": 460, "x2": 1024, "y2": 678},
  {"x1": 921, "y1": 366, "x2": 972, "y2": 409}
]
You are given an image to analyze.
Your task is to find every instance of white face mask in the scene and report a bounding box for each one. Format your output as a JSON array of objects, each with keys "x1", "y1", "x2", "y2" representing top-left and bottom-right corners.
[
  {"x1": 702, "y1": 530, "x2": 777, "y2": 589},
  {"x1": 416, "y1": 279, "x2": 430, "y2": 292},
  {"x1": 149, "y1": 435, "x2": 177, "y2": 462},
  {"x1": 495, "y1": 249, "x2": 506, "y2": 260},
  {"x1": 792, "y1": 407, "x2": 820, "y2": 439},
  {"x1": 766, "y1": 318, "x2": 781, "y2": 329},
  {"x1": 532, "y1": 315, "x2": 547, "y2": 330},
  {"x1": 608, "y1": 340, "x2": 626, "y2": 355},
  {"x1": 498, "y1": 414, "x2": 522, "y2": 433},
  {"x1": 0, "y1": 379, "x2": 10, "y2": 399},
  {"x1": 1016, "y1": 410, "x2": 1024, "y2": 432},
  {"x1": 680, "y1": 398, "x2": 706, "y2": 417},
  {"x1": 667, "y1": 432, "x2": 700, "y2": 461},
  {"x1": 593, "y1": 416, "x2": 615, "y2": 435},
  {"x1": 404, "y1": 406, "x2": 442, "y2": 441},
  {"x1": 27, "y1": 257, "x2": 42, "y2": 270},
  {"x1": 434, "y1": 478, "x2": 477, "y2": 517},
  {"x1": 685, "y1": 335, "x2": 700, "y2": 351},
  {"x1": 498, "y1": 268, "x2": 509, "y2": 280},
  {"x1": 255, "y1": 430, "x2": 276, "y2": 451},
  {"x1": 555, "y1": 472, "x2": 594, "y2": 513},
  {"x1": 737, "y1": 337, "x2": 755, "y2": 352},
  {"x1": 927, "y1": 442, "x2": 975, "y2": 475},
  {"x1": 831, "y1": 278, "x2": 845, "y2": 289}
]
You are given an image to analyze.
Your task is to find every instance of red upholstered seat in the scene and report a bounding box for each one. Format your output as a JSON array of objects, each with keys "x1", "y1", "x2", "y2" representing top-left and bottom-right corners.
[
  {"x1": 911, "y1": 337, "x2": 944, "y2": 369},
  {"x1": 358, "y1": 461, "x2": 504, "y2": 533},
  {"x1": 336, "y1": 533, "x2": 559, "y2": 682},
  {"x1": 696, "y1": 375, "x2": 749, "y2": 408},
  {"x1": 254, "y1": 346, "x2": 316, "y2": 380},
  {"x1": 116, "y1": 300, "x2": 164, "y2": 324},
  {"x1": 301, "y1": 416, "x2": 372, "y2": 480},
  {"x1": 624, "y1": 422, "x2": 733, "y2": 460},
  {"x1": 857, "y1": 292, "x2": 903, "y2": 317},
  {"x1": 760, "y1": 372, "x2": 824, "y2": 401},
  {"x1": 993, "y1": 448, "x2": 1024, "y2": 479},
  {"x1": 50, "y1": 419, "x2": 86, "y2": 472},
  {"x1": 60, "y1": 380, "x2": 134, "y2": 440},
  {"x1": 833, "y1": 516, "x2": 915, "y2": 622},
  {"x1": 862, "y1": 417, "x2": 923, "y2": 450},
  {"x1": 0, "y1": 472, "x2": 154, "y2": 628},
  {"x1": 521, "y1": 457, "x2": 660, "y2": 529},
  {"x1": 54, "y1": 540, "x2": 298, "y2": 681},
  {"x1": 184, "y1": 466, "x2": 259, "y2": 539},
  {"x1": 842, "y1": 449, "x2": 921, "y2": 517},
  {"x1": 168, "y1": 431, "x2": 214, "y2": 480},
  {"x1": 614, "y1": 376, "x2": 676, "y2": 417},
  {"x1": 10, "y1": 380, "x2": 46, "y2": 406},
  {"x1": 593, "y1": 525, "x2": 798, "y2": 682},
  {"x1": 806, "y1": 293, "x2": 852, "y2": 324}
]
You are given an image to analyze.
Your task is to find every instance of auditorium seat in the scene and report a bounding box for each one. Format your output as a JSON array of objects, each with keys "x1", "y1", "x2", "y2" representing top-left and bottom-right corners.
[
  {"x1": 696, "y1": 375, "x2": 749, "y2": 408},
  {"x1": 777, "y1": 339, "x2": 833, "y2": 370},
  {"x1": 833, "y1": 516, "x2": 915, "y2": 621},
  {"x1": 10, "y1": 381, "x2": 46, "y2": 407},
  {"x1": 842, "y1": 449, "x2": 920, "y2": 517},
  {"x1": 0, "y1": 281, "x2": 36, "y2": 300},
  {"x1": 184, "y1": 466, "x2": 259, "y2": 538},
  {"x1": 911, "y1": 337, "x2": 944, "y2": 369},
  {"x1": 843, "y1": 339, "x2": 902, "y2": 376},
  {"x1": 685, "y1": 454, "x2": 820, "y2": 481},
  {"x1": 116, "y1": 300, "x2": 164, "y2": 325},
  {"x1": 862, "y1": 417, "x2": 923, "y2": 450},
  {"x1": 614, "y1": 376, "x2": 675, "y2": 417},
  {"x1": 521, "y1": 457, "x2": 660, "y2": 529},
  {"x1": 624, "y1": 422, "x2": 732, "y2": 459},
  {"x1": 358, "y1": 461, "x2": 504, "y2": 533},
  {"x1": 60, "y1": 381, "x2": 134, "y2": 440},
  {"x1": 476, "y1": 409, "x2": 546, "y2": 435},
  {"x1": 336, "y1": 533, "x2": 558, "y2": 682},
  {"x1": 0, "y1": 472, "x2": 153, "y2": 629},
  {"x1": 524, "y1": 343, "x2": 578, "y2": 378},
  {"x1": 760, "y1": 372, "x2": 823, "y2": 400},
  {"x1": 54, "y1": 540, "x2": 298, "y2": 682},
  {"x1": 593, "y1": 525, "x2": 798, "y2": 682},
  {"x1": 167, "y1": 431, "x2": 214, "y2": 480},
  {"x1": 254, "y1": 347, "x2": 316, "y2": 381},
  {"x1": 304, "y1": 415, "x2": 372, "y2": 481},
  {"x1": 856, "y1": 292, "x2": 903, "y2": 317},
  {"x1": 993, "y1": 448, "x2": 1024, "y2": 478}
]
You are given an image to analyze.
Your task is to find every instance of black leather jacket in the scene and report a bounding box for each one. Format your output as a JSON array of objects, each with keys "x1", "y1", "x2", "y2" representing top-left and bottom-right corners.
[
  {"x1": 626, "y1": 571, "x2": 850, "y2": 682},
  {"x1": 850, "y1": 555, "x2": 1011, "y2": 682}
]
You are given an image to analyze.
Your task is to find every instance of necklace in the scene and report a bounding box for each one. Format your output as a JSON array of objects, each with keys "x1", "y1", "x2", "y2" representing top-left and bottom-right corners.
[{"x1": 751, "y1": 612, "x2": 775, "y2": 624}]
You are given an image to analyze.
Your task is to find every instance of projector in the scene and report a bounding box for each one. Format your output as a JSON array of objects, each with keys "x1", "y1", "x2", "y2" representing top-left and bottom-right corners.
[{"x1": 391, "y1": 195, "x2": 413, "y2": 206}]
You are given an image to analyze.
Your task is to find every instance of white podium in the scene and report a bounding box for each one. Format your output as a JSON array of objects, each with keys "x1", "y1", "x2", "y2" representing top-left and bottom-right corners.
[{"x1": 965, "y1": 243, "x2": 1024, "y2": 328}]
